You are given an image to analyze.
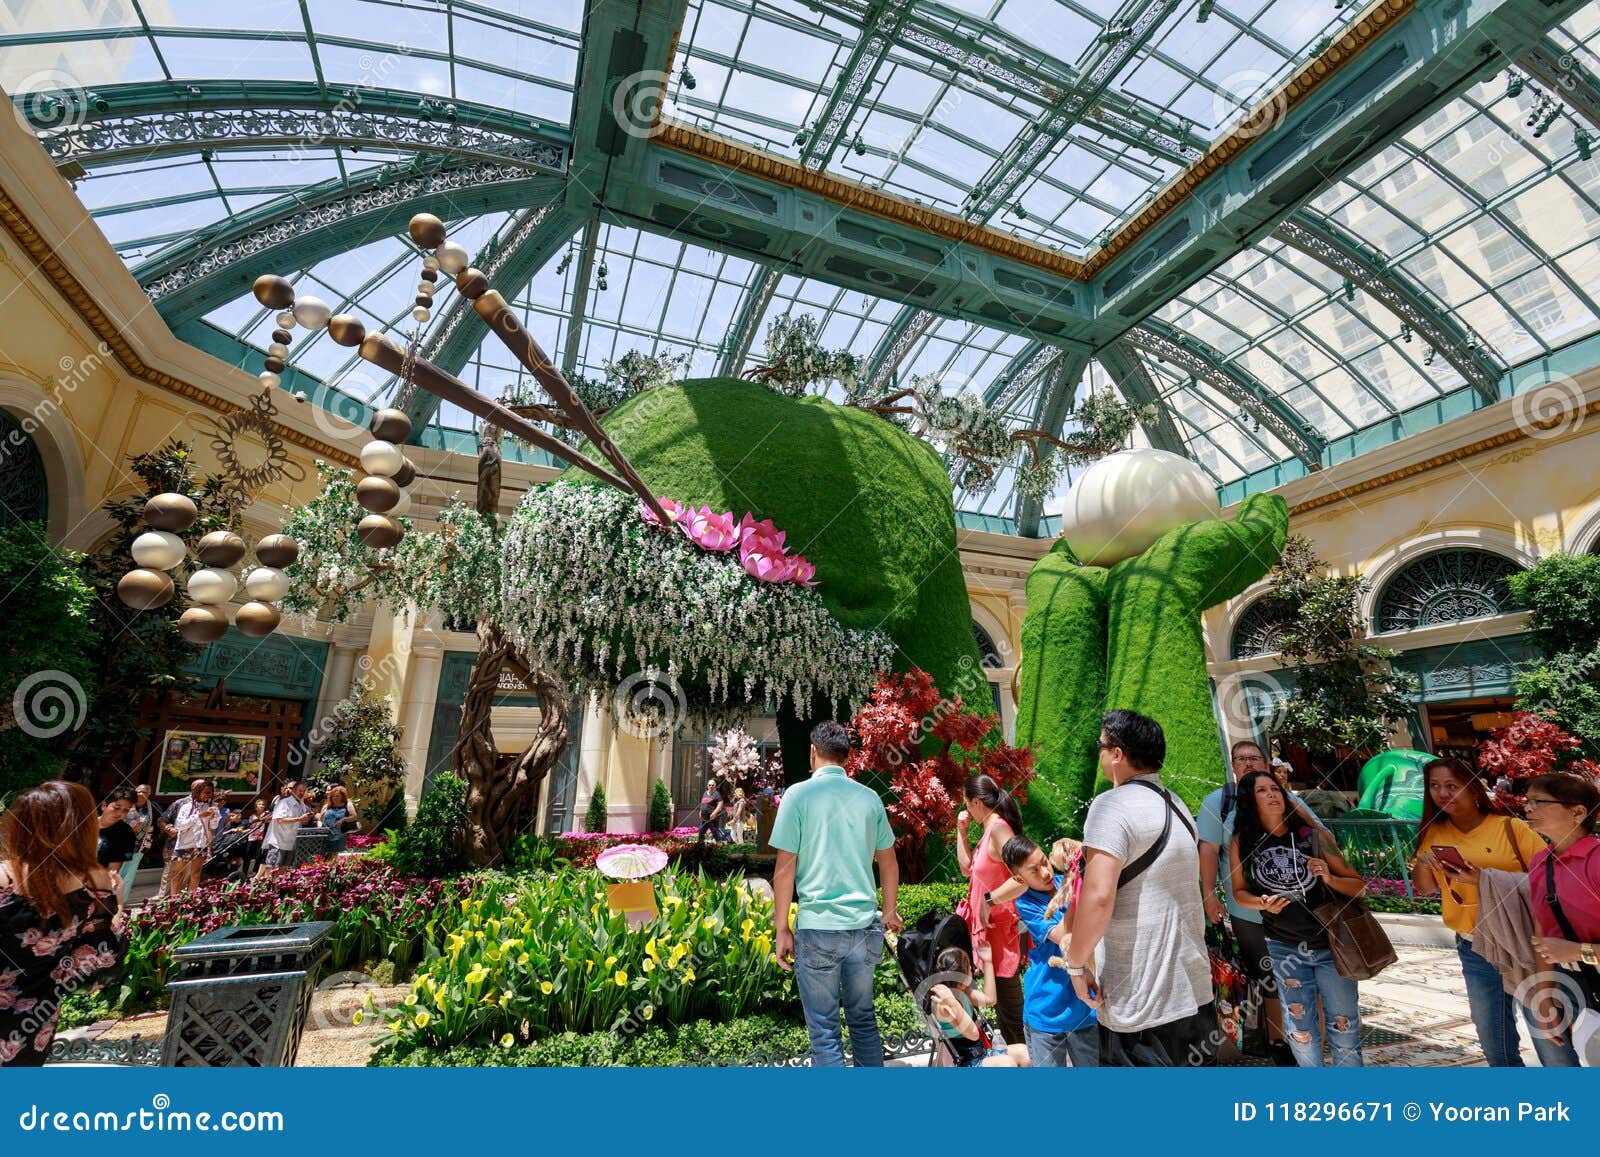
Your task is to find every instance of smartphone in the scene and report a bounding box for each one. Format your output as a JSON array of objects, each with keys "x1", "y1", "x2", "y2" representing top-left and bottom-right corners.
[{"x1": 1431, "y1": 845, "x2": 1471, "y2": 872}]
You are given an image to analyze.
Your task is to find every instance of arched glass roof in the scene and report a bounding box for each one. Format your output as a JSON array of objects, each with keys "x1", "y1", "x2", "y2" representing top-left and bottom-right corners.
[{"x1": 6, "y1": 0, "x2": 1600, "y2": 528}]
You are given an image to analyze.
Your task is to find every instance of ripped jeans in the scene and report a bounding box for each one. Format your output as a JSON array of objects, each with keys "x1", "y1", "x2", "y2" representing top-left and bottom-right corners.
[{"x1": 1265, "y1": 939, "x2": 1364, "y2": 1067}]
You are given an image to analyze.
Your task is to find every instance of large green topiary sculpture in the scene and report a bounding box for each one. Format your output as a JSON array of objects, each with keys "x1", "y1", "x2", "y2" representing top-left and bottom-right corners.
[
  {"x1": 564, "y1": 378, "x2": 988, "y2": 766},
  {"x1": 1016, "y1": 492, "x2": 1289, "y2": 835}
]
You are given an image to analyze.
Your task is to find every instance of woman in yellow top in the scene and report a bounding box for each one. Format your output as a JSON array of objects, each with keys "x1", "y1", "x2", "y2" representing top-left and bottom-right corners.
[{"x1": 1411, "y1": 758, "x2": 1578, "y2": 1067}]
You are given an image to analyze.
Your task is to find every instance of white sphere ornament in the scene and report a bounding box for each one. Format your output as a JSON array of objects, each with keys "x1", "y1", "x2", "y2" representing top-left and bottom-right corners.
[
  {"x1": 276, "y1": 311, "x2": 296, "y2": 330},
  {"x1": 1057, "y1": 448, "x2": 1221, "y2": 567},
  {"x1": 244, "y1": 566, "x2": 290, "y2": 602},
  {"x1": 411, "y1": 306, "x2": 430, "y2": 323},
  {"x1": 435, "y1": 241, "x2": 470, "y2": 274},
  {"x1": 267, "y1": 342, "x2": 289, "y2": 359},
  {"x1": 292, "y1": 295, "x2": 332, "y2": 330},
  {"x1": 422, "y1": 255, "x2": 440, "y2": 272},
  {"x1": 360, "y1": 439, "x2": 405, "y2": 477},
  {"x1": 131, "y1": 530, "x2": 187, "y2": 571},
  {"x1": 258, "y1": 371, "x2": 281, "y2": 389},
  {"x1": 187, "y1": 566, "x2": 239, "y2": 606}
]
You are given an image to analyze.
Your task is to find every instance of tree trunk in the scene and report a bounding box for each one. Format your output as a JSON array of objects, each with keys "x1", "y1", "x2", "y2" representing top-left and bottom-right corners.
[{"x1": 452, "y1": 423, "x2": 572, "y2": 866}]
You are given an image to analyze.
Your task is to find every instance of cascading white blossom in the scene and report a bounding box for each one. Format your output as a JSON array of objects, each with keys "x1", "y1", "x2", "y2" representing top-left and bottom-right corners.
[{"x1": 500, "y1": 483, "x2": 892, "y2": 721}]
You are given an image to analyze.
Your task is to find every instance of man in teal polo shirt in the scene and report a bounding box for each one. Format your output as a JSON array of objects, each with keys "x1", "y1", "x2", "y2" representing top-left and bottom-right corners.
[{"x1": 772, "y1": 720, "x2": 902, "y2": 1067}]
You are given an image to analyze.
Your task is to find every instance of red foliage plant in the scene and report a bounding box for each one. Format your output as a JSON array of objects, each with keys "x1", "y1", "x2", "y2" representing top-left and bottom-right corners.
[
  {"x1": 845, "y1": 668, "x2": 1034, "y2": 879},
  {"x1": 1478, "y1": 711, "x2": 1600, "y2": 781}
]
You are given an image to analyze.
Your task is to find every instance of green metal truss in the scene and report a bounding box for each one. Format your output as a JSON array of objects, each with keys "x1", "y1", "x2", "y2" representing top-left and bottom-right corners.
[
  {"x1": 1014, "y1": 350, "x2": 1091, "y2": 538},
  {"x1": 135, "y1": 158, "x2": 565, "y2": 325},
  {"x1": 12, "y1": 81, "x2": 570, "y2": 173},
  {"x1": 1094, "y1": 340, "x2": 1189, "y2": 459},
  {"x1": 1124, "y1": 318, "x2": 1325, "y2": 470},
  {"x1": 716, "y1": 0, "x2": 916, "y2": 376},
  {"x1": 1519, "y1": 37, "x2": 1600, "y2": 131}
]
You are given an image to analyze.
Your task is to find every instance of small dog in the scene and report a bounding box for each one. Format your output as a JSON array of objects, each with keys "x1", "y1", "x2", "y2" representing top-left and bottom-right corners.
[{"x1": 1042, "y1": 837, "x2": 1085, "y2": 970}]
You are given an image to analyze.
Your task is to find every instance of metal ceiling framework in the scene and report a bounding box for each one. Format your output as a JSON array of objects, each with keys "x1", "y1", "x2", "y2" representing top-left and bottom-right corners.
[
  {"x1": 1124, "y1": 318, "x2": 1326, "y2": 469},
  {"x1": 1093, "y1": 339, "x2": 1190, "y2": 459},
  {"x1": 861, "y1": 0, "x2": 1182, "y2": 394},
  {"x1": 24, "y1": 74, "x2": 1510, "y2": 470},
  {"x1": 1013, "y1": 349, "x2": 1090, "y2": 538},
  {"x1": 716, "y1": 0, "x2": 918, "y2": 375},
  {"x1": 400, "y1": 197, "x2": 582, "y2": 428},
  {"x1": 9, "y1": 0, "x2": 1596, "y2": 533},
  {"x1": 133, "y1": 161, "x2": 566, "y2": 323}
]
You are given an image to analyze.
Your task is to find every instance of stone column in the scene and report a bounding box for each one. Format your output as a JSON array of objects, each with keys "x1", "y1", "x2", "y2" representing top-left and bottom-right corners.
[
  {"x1": 399, "y1": 643, "x2": 444, "y2": 818},
  {"x1": 309, "y1": 642, "x2": 361, "y2": 731}
]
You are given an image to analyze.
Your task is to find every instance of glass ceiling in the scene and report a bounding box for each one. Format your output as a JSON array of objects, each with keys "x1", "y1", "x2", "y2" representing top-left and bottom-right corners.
[{"x1": 5, "y1": 1, "x2": 1600, "y2": 524}]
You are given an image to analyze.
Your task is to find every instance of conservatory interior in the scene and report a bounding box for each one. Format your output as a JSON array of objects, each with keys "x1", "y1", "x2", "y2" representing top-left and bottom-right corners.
[{"x1": 2, "y1": 0, "x2": 1600, "y2": 1069}]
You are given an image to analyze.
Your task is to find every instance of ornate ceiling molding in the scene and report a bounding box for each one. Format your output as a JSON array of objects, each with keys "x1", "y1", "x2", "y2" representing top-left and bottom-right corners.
[{"x1": 0, "y1": 186, "x2": 358, "y2": 469}]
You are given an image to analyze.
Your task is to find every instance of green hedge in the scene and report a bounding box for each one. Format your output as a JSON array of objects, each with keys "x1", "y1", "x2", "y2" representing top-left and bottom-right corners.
[
  {"x1": 893, "y1": 881, "x2": 967, "y2": 929},
  {"x1": 372, "y1": 993, "x2": 923, "y2": 1067}
]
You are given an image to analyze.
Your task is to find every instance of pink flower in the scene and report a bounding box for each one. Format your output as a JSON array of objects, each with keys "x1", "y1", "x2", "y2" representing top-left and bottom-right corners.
[
  {"x1": 638, "y1": 496, "x2": 685, "y2": 527},
  {"x1": 737, "y1": 514, "x2": 786, "y2": 550},
  {"x1": 742, "y1": 542, "x2": 796, "y2": 583},
  {"x1": 686, "y1": 506, "x2": 740, "y2": 551},
  {"x1": 788, "y1": 555, "x2": 818, "y2": 587}
]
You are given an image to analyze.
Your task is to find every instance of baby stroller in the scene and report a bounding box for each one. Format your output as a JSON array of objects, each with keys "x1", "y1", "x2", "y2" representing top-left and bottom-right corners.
[
  {"x1": 202, "y1": 828, "x2": 250, "y2": 881},
  {"x1": 895, "y1": 909, "x2": 994, "y2": 1067}
]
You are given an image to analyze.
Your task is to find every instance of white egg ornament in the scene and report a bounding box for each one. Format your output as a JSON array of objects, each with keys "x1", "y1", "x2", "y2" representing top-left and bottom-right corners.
[
  {"x1": 360, "y1": 439, "x2": 405, "y2": 477},
  {"x1": 130, "y1": 530, "x2": 187, "y2": 571},
  {"x1": 187, "y1": 567, "x2": 239, "y2": 606},
  {"x1": 1056, "y1": 448, "x2": 1221, "y2": 567},
  {"x1": 244, "y1": 566, "x2": 290, "y2": 602}
]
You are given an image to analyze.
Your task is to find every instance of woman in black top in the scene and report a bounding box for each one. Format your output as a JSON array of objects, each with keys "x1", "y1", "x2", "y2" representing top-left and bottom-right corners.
[
  {"x1": 95, "y1": 788, "x2": 138, "y2": 900},
  {"x1": 1229, "y1": 770, "x2": 1367, "y2": 1067},
  {"x1": 1, "y1": 782, "x2": 128, "y2": 1066}
]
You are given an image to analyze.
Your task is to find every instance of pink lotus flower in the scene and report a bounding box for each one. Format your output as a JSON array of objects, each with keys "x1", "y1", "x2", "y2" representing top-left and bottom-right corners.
[
  {"x1": 788, "y1": 555, "x2": 818, "y2": 587},
  {"x1": 638, "y1": 496, "x2": 685, "y2": 527},
  {"x1": 742, "y1": 542, "x2": 796, "y2": 583},
  {"x1": 686, "y1": 506, "x2": 740, "y2": 551},
  {"x1": 737, "y1": 513, "x2": 786, "y2": 550}
]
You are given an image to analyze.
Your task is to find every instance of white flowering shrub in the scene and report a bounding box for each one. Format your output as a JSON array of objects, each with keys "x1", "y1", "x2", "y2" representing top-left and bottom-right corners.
[{"x1": 500, "y1": 483, "x2": 892, "y2": 719}]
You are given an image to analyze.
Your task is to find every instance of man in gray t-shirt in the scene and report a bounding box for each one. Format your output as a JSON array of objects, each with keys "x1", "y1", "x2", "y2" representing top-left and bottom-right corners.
[{"x1": 1062, "y1": 710, "x2": 1216, "y2": 1066}]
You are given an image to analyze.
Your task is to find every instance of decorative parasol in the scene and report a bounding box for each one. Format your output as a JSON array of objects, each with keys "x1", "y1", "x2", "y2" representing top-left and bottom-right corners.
[{"x1": 595, "y1": 843, "x2": 670, "y2": 880}]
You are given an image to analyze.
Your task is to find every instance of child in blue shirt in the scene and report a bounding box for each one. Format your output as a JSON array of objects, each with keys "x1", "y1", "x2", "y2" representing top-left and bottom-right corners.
[{"x1": 1001, "y1": 835, "x2": 1100, "y2": 1066}]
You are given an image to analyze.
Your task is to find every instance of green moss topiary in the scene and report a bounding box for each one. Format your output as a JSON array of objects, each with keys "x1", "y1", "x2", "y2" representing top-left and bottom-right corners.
[
  {"x1": 1017, "y1": 493, "x2": 1289, "y2": 834},
  {"x1": 563, "y1": 378, "x2": 987, "y2": 767}
]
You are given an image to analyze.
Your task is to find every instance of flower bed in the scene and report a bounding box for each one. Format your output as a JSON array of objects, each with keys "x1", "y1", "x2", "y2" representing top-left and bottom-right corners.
[
  {"x1": 1363, "y1": 877, "x2": 1442, "y2": 916},
  {"x1": 118, "y1": 858, "x2": 475, "y2": 1008},
  {"x1": 374, "y1": 869, "x2": 793, "y2": 1052}
]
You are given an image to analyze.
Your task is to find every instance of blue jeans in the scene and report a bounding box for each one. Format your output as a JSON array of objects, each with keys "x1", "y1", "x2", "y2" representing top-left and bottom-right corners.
[
  {"x1": 793, "y1": 922, "x2": 885, "y2": 1067},
  {"x1": 1024, "y1": 1022, "x2": 1100, "y2": 1067},
  {"x1": 1456, "y1": 935, "x2": 1579, "y2": 1067},
  {"x1": 1266, "y1": 940, "x2": 1363, "y2": 1067}
]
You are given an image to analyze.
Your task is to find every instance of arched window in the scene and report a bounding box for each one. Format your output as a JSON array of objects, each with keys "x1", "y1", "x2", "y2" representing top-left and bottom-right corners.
[
  {"x1": 972, "y1": 621, "x2": 1004, "y2": 669},
  {"x1": 1230, "y1": 598, "x2": 1296, "y2": 660},
  {"x1": 1373, "y1": 549, "x2": 1523, "y2": 634},
  {"x1": 0, "y1": 410, "x2": 48, "y2": 530}
]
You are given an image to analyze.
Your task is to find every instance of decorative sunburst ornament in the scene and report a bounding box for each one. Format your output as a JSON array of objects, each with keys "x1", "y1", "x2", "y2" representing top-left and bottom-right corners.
[{"x1": 199, "y1": 387, "x2": 307, "y2": 512}]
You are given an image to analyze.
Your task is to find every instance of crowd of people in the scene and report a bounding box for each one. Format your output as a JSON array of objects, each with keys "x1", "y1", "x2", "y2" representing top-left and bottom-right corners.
[
  {"x1": 772, "y1": 712, "x2": 1600, "y2": 1069},
  {"x1": 4, "y1": 709, "x2": 1599, "y2": 1069}
]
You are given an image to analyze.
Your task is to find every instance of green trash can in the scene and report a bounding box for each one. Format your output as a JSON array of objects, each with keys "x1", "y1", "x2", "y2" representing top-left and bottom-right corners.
[{"x1": 161, "y1": 921, "x2": 333, "y2": 1067}]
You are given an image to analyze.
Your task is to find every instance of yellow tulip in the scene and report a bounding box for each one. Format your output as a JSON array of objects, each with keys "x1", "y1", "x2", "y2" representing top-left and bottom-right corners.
[
  {"x1": 643, "y1": 959, "x2": 655, "y2": 973},
  {"x1": 539, "y1": 980, "x2": 554, "y2": 995},
  {"x1": 403, "y1": 994, "x2": 418, "y2": 1007},
  {"x1": 613, "y1": 970, "x2": 628, "y2": 987},
  {"x1": 741, "y1": 918, "x2": 754, "y2": 936},
  {"x1": 517, "y1": 953, "x2": 530, "y2": 967},
  {"x1": 605, "y1": 954, "x2": 618, "y2": 969},
  {"x1": 684, "y1": 968, "x2": 695, "y2": 983},
  {"x1": 414, "y1": 1010, "x2": 432, "y2": 1029},
  {"x1": 645, "y1": 937, "x2": 660, "y2": 962},
  {"x1": 352, "y1": 1010, "x2": 364, "y2": 1026},
  {"x1": 500, "y1": 1033, "x2": 515, "y2": 1048},
  {"x1": 642, "y1": 1003, "x2": 654, "y2": 1021}
]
